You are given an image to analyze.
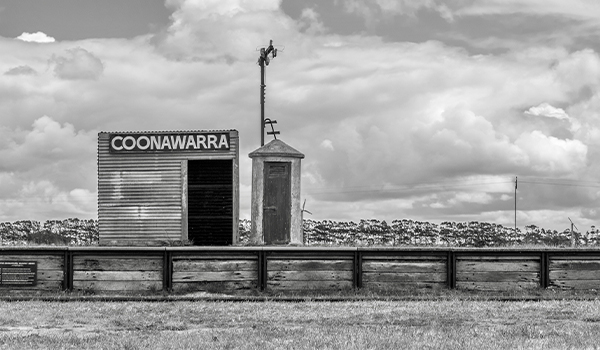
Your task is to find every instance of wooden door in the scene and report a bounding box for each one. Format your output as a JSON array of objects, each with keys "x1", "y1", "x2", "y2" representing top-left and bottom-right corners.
[{"x1": 263, "y1": 162, "x2": 291, "y2": 244}]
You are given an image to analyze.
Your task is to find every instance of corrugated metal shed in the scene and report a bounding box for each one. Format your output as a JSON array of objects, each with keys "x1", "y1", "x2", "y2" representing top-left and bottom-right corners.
[{"x1": 97, "y1": 130, "x2": 239, "y2": 246}]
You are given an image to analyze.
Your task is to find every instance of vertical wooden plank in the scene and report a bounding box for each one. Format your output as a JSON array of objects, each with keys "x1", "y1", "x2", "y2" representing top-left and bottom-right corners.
[
  {"x1": 163, "y1": 250, "x2": 170, "y2": 292},
  {"x1": 257, "y1": 251, "x2": 262, "y2": 291},
  {"x1": 63, "y1": 250, "x2": 68, "y2": 291},
  {"x1": 258, "y1": 250, "x2": 266, "y2": 291},
  {"x1": 352, "y1": 251, "x2": 357, "y2": 289},
  {"x1": 68, "y1": 250, "x2": 74, "y2": 291},
  {"x1": 451, "y1": 252, "x2": 457, "y2": 289},
  {"x1": 446, "y1": 251, "x2": 452, "y2": 289},
  {"x1": 540, "y1": 252, "x2": 548, "y2": 288},
  {"x1": 357, "y1": 251, "x2": 363, "y2": 289}
]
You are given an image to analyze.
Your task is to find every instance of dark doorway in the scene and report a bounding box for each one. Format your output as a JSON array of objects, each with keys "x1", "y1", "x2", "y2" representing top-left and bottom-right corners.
[
  {"x1": 187, "y1": 159, "x2": 233, "y2": 245},
  {"x1": 263, "y1": 162, "x2": 291, "y2": 244}
]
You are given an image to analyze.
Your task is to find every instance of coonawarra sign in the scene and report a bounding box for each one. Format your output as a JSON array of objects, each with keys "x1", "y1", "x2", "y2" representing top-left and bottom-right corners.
[{"x1": 109, "y1": 132, "x2": 230, "y2": 153}]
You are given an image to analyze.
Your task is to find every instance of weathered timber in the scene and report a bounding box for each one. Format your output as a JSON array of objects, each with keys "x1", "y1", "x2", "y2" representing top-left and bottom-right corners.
[
  {"x1": 550, "y1": 260, "x2": 600, "y2": 270},
  {"x1": 457, "y1": 256, "x2": 540, "y2": 261},
  {"x1": 173, "y1": 260, "x2": 256, "y2": 272},
  {"x1": 457, "y1": 261, "x2": 540, "y2": 272},
  {"x1": 171, "y1": 281, "x2": 257, "y2": 292},
  {"x1": 550, "y1": 280, "x2": 600, "y2": 289},
  {"x1": 0, "y1": 280, "x2": 63, "y2": 291},
  {"x1": 362, "y1": 261, "x2": 446, "y2": 273},
  {"x1": 551, "y1": 256, "x2": 600, "y2": 260},
  {"x1": 267, "y1": 270, "x2": 352, "y2": 281},
  {"x1": 362, "y1": 256, "x2": 446, "y2": 261},
  {"x1": 457, "y1": 281, "x2": 540, "y2": 291},
  {"x1": 268, "y1": 260, "x2": 353, "y2": 271},
  {"x1": 457, "y1": 272, "x2": 539, "y2": 282},
  {"x1": 73, "y1": 257, "x2": 163, "y2": 271},
  {"x1": 267, "y1": 280, "x2": 353, "y2": 290},
  {"x1": 362, "y1": 272, "x2": 446, "y2": 283},
  {"x1": 172, "y1": 254, "x2": 257, "y2": 260},
  {"x1": 172, "y1": 270, "x2": 257, "y2": 282},
  {"x1": 268, "y1": 255, "x2": 353, "y2": 261},
  {"x1": 550, "y1": 270, "x2": 600, "y2": 280},
  {"x1": 35, "y1": 270, "x2": 64, "y2": 281},
  {"x1": 73, "y1": 271, "x2": 162, "y2": 281},
  {"x1": 0, "y1": 256, "x2": 63, "y2": 270},
  {"x1": 73, "y1": 280, "x2": 161, "y2": 291},
  {"x1": 363, "y1": 281, "x2": 447, "y2": 290}
]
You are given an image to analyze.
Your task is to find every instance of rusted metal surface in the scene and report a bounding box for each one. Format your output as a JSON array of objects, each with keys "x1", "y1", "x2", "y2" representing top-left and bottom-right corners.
[{"x1": 97, "y1": 131, "x2": 239, "y2": 245}]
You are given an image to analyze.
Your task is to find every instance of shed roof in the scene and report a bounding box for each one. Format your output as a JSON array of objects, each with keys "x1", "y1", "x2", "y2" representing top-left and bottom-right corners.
[
  {"x1": 248, "y1": 139, "x2": 305, "y2": 159},
  {"x1": 99, "y1": 129, "x2": 237, "y2": 135}
]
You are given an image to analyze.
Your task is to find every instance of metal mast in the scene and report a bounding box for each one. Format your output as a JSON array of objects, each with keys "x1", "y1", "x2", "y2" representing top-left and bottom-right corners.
[{"x1": 258, "y1": 40, "x2": 280, "y2": 146}]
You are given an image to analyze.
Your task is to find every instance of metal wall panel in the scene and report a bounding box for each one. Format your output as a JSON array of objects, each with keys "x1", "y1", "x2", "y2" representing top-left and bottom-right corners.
[{"x1": 98, "y1": 130, "x2": 239, "y2": 245}]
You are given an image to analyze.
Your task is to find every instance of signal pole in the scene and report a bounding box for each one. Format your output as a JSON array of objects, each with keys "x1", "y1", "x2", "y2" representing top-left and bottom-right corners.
[
  {"x1": 257, "y1": 40, "x2": 280, "y2": 146},
  {"x1": 514, "y1": 176, "x2": 517, "y2": 232}
]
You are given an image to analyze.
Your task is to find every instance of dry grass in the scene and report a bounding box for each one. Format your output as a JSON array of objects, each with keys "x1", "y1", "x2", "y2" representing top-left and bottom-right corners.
[{"x1": 1, "y1": 299, "x2": 600, "y2": 349}]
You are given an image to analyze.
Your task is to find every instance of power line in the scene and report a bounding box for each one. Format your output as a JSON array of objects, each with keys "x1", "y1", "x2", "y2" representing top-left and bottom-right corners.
[
  {"x1": 304, "y1": 181, "x2": 513, "y2": 195},
  {"x1": 302, "y1": 177, "x2": 600, "y2": 196},
  {"x1": 518, "y1": 180, "x2": 600, "y2": 188}
]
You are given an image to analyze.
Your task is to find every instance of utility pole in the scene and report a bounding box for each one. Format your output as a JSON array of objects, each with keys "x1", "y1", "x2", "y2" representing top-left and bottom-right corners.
[
  {"x1": 569, "y1": 217, "x2": 578, "y2": 247},
  {"x1": 257, "y1": 39, "x2": 281, "y2": 146},
  {"x1": 514, "y1": 176, "x2": 517, "y2": 232}
]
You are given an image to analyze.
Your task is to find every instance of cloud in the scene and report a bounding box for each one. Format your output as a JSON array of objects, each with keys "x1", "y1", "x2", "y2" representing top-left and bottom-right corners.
[
  {"x1": 1, "y1": 0, "x2": 599, "y2": 232},
  {"x1": 0, "y1": 116, "x2": 97, "y2": 221},
  {"x1": 515, "y1": 131, "x2": 587, "y2": 173},
  {"x1": 4, "y1": 65, "x2": 37, "y2": 76},
  {"x1": 454, "y1": 0, "x2": 600, "y2": 22},
  {"x1": 332, "y1": 0, "x2": 600, "y2": 54},
  {"x1": 299, "y1": 8, "x2": 327, "y2": 34},
  {"x1": 16, "y1": 31, "x2": 56, "y2": 43},
  {"x1": 338, "y1": 0, "x2": 454, "y2": 25},
  {"x1": 0, "y1": 180, "x2": 97, "y2": 221},
  {"x1": 155, "y1": 0, "x2": 294, "y2": 61},
  {"x1": 0, "y1": 116, "x2": 95, "y2": 172},
  {"x1": 51, "y1": 47, "x2": 104, "y2": 80},
  {"x1": 319, "y1": 139, "x2": 334, "y2": 151},
  {"x1": 525, "y1": 103, "x2": 570, "y2": 120}
]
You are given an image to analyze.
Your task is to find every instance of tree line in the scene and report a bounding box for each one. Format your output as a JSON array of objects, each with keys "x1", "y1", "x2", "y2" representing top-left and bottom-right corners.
[{"x1": 1, "y1": 218, "x2": 597, "y2": 247}]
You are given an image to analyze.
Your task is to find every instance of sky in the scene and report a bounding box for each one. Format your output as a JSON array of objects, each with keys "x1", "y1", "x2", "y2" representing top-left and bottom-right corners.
[{"x1": 1, "y1": 0, "x2": 600, "y2": 232}]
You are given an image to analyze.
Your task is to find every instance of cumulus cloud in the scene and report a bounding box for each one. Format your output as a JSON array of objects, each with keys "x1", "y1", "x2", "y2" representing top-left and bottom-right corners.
[
  {"x1": 16, "y1": 31, "x2": 56, "y2": 43},
  {"x1": 515, "y1": 131, "x2": 588, "y2": 173},
  {"x1": 0, "y1": 116, "x2": 96, "y2": 221},
  {"x1": 155, "y1": 0, "x2": 293, "y2": 61},
  {"x1": 51, "y1": 47, "x2": 104, "y2": 80},
  {"x1": 1, "y1": 0, "x2": 599, "y2": 231},
  {"x1": 0, "y1": 116, "x2": 95, "y2": 171},
  {"x1": 525, "y1": 103, "x2": 570, "y2": 120}
]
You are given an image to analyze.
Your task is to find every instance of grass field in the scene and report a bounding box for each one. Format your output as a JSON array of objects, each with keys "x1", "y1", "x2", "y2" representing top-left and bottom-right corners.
[{"x1": 1, "y1": 299, "x2": 600, "y2": 349}]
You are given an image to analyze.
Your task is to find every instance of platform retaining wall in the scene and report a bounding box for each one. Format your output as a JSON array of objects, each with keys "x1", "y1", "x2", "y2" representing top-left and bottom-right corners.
[{"x1": 2, "y1": 248, "x2": 600, "y2": 293}]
